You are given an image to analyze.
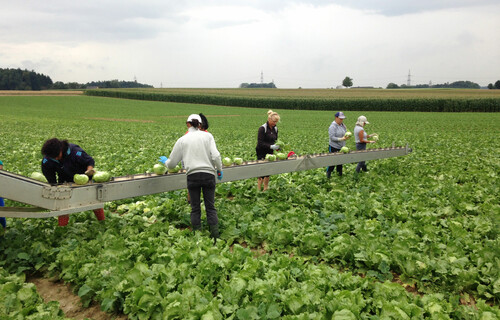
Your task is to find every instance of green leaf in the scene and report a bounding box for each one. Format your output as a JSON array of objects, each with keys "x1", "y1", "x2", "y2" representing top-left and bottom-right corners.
[
  {"x1": 266, "y1": 303, "x2": 281, "y2": 319},
  {"x1": 17, "y1": 286, "x2": 35, "y2": 301},
  {"x1": 78, "y1": 284, "x2": 93, "y2": 298},
  {"x1": 17, "y1": 252, "x2": 30, "y2": 260},
  {"x1": 332, "y1": 309, "x2": 356, "y2": 320}
]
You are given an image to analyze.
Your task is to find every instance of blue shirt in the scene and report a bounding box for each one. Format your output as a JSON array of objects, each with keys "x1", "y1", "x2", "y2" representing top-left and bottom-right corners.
[{"x1": 42, "y1": 143, "x2": 95, "y2": 184}]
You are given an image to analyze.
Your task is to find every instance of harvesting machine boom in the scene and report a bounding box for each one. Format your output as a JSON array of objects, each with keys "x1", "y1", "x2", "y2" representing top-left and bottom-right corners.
[{"x1": 0, "y1": 145, "x2": 412, "y2": 218}]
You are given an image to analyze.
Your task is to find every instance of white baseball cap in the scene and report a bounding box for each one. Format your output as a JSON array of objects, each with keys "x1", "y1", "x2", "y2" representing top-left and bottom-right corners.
[
  {"x1": 357, "y1": 115, "x2": 369, "y2": 124},
  {"x1": 187, "y1": 114, "x2": 202, "y2": 123}
]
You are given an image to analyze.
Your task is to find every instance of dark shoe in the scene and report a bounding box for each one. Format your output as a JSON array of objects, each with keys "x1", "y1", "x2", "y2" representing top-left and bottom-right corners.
[
  {"x1": 192, "y1": 224, "x2": 201, "y2": 232},
  {"x1": 209, "y1": 224, "x2": 220, "y2": 241}
]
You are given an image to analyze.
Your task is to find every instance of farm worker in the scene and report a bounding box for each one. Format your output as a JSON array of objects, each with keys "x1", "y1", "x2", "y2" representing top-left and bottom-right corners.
[
  {"x1": 327, "y1": 111, "x2": 350, "y2": 178},
  {"x1": 199, "y1": 113, "x2": 209, "y2": 132},
  {"x1": 185, "y1": 113, "x2": 210, "y2": 205},
  {"x1": 353, "y1": 116, "x2": 377, "y2": 173},
  {"x1": 158, "y1": 114, "x2": 223, "y2": 243},
  {"x1": 256, "y1": 110, "x2": 280, "y2": 191},
  {"x1": 41, "y1": 138, "x2": 105, "y2": 226},
  {"x1": 0, "y1": 160, "x2": 5, "y2": 229}
]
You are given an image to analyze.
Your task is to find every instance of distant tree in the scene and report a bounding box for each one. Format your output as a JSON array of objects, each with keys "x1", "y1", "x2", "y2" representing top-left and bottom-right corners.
[
  {"x1": 67, "y1": 82, "x2": 83, "y2": 89},
  {"x1": 52, "y1": 81, "x2": 68, "y2": 89},
  {"x1": 487, "y1": 83, "x2": 494, "y2": 89},
  {"x1": 85, "y1": 80, "x2": 153, "y2": 88},
  {"x1": 432, "y1": 80, "x2": 479, "y2": 89},
  {"x1": 239, "y1": 82, "x2": 276, "y2": 88},
  {"x1": 386, "y1": 83, "x2": 399, "y2": 89},
  {"x1": 342, "y1": 77, "x2": 353, "y2": 88},
  {"x1": 0, "y1": 68, "x2": 52, "y2": 90},
  {"x1": 495, "y1": 80, "x2": 500, "y2": 89}
]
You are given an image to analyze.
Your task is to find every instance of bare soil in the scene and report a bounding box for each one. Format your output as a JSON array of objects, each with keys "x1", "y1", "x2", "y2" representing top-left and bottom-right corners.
[
  {"x1": 83, "y1": 117, "x2": 155, "y2": 123},
  {"x1": 0, "y1": 90, "x2": 83, "y2": 96},
  {"x1": 160, "y1": 114, "x2": 240, "y2": 118},
  {"x1": 28, "y1": 276, "x2": 128, "y2": 320}
]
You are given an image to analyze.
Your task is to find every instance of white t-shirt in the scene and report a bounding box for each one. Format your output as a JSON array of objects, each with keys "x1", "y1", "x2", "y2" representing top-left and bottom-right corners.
[{"x1": 354, "y1": 125, "x2": 367, "y2": 144}]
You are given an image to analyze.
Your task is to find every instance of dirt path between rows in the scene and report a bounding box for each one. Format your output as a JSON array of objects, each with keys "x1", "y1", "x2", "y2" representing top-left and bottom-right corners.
[
  {"x1": 83, "y1": 117, "x2": 155, "y2": 123},
  {"x1": 28, "y1": 276, "x2": 128, "y2": 320},
  {"x1": 0, "y1": 90, "x2": 83, "y2": 96}
]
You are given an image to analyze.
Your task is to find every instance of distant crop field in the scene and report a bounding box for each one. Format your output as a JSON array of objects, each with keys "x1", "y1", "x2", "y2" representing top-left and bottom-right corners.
[
  {"x1": 86, "y1": 88, "x2": 500, "y2": 112},
  {"x1": 135, "y1": 87, "x2": 500, "y2": 99}
]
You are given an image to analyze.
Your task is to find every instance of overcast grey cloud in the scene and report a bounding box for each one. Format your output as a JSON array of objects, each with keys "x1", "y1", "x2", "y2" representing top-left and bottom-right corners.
[{"x1": 1, "y1": 0, "x2": 499, "y2": 88}]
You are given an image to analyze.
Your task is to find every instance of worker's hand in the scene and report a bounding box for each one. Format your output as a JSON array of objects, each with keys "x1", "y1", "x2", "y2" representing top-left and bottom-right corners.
[
  {"x1": 158, "y1": 156, "x2": 168, "y2": 164},
  {"x1": 270, "y1": 144, "x2": 280, "y2": 150},
  {"x1": 217, "y1": 170, "x2": 223, "y2": 181},
  {"x1": 339, "y1": 137, "x2": 346, "y2": 141},
  {"x1": 84, "y1": 169, "x2": 95, "y2": 176}
]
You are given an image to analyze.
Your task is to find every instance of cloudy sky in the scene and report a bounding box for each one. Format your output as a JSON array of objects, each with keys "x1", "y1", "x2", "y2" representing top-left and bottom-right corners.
[{"x1": 1, "y1": 0, "x2": 499, "y2": 88}]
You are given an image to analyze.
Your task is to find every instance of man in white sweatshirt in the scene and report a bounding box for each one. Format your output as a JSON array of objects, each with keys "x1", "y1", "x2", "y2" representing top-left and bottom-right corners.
[{"x1": 159, "y1": 114, "x2": 223, "y2": 242}]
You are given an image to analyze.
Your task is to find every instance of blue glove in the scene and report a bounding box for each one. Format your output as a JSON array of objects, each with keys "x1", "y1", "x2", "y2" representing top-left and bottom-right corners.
[
  {"x1": 270, "y1": 144, "x2": 280, "y2": 150},
  {"x1": 159, "y1": 156, "x2": 168, "y2": 164},
  {"x1": 217, "y1": 170, "x2": 223, "y2": 181}
]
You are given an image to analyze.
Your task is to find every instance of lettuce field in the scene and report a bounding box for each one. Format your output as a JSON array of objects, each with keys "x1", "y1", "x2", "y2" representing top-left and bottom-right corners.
[{"x1": 0, "y1": 95, "x2": 499, "y2": 319}]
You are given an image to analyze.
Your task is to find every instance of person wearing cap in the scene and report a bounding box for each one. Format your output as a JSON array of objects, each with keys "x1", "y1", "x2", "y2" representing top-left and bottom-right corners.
[
  {"x1": 158, "y1": 114, "x2": 223, "y2": 243},
  {"x1": 353, "y1": 115, "x2": 377, "y2": 173},
  {"x1": 256, "y1": 110, "x2": 280, "y2": 191},
  {"x1": 327, "y1": 111, "x2": 350, "y2": 178},
  {"x1": 185, "y1": 113, "x2": 210, "y2": 204},
  {"x1": 0, "y1": 160, "x2": 6, "y2": 230},
  {"x1": 41, "y1": 138, "x2": 105, "y2": 226}
]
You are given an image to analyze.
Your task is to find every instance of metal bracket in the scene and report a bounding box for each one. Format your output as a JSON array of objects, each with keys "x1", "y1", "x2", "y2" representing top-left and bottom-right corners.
[
  {"x1": 42, "y1": 186, "x2": 72, "y2": 200},
  {"x1": 96, "y1": 185, "x2": 106, "y2": 201}
]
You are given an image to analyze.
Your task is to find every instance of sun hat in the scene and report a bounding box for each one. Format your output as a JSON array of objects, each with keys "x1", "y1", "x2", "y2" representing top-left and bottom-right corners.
[
  {"x1": 187, "y1": 114, "x2": 202, "y2": 123},
  {"x1": 335, "y1": 111, "x2": 346, "y2": 119},
  {"x1": 356, "y1": 115, "x2": 369, "y2": 126}
]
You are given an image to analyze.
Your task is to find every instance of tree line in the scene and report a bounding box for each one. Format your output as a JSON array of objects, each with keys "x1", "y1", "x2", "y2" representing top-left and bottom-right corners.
[
  {"x1": 239, "y1": 82, "x2": 277, "y2": 88},
  {"x1": 386, "y1": 80, "x2": 500, "y2": 89},
  {"x1": 487, "y1": 81, "x2": 500, "y2": 89},
  {"x1": 52, "y1": 79, "x2": 153, "y2": 89},
  {"x1": 0, "y1": 68, "x2": 53, "y2": 90},
  {"x1": 0, "y1": 68, "x2": 153, "y2": 90}
]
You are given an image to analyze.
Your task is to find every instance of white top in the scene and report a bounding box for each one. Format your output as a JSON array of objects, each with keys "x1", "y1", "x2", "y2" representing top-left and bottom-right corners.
[
  {"x1": 354, "y1": 125, "x2": 366, "y2": 144},
  {"x1": 165, "y1": 127, "x2": 222, "y2": 176}
]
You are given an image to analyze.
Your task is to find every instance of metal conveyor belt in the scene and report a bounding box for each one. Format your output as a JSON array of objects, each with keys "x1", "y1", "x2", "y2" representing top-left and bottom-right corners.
[{"x1": 0, "y1": 145, "x2": 412, "y2": 218}]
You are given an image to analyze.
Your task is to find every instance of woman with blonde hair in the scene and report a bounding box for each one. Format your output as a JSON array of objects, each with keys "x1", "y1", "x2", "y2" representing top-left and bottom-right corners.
[{"x1": 256, "y1": 110, "x2": 280, "y2": 191}]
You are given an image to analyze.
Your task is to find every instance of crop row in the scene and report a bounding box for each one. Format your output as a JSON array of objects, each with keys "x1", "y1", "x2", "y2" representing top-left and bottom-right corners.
[{"x1": 85, "y1": 89, "x2": 500, "y2": 112}]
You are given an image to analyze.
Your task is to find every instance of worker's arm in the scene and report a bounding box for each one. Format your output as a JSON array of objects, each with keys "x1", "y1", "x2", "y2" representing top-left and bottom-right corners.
[
  {"x1": 41, "y1": 160, "x2": 58, "y2": 184},
  {"x1": 359, "y1": 129, "x2": 374, "y2": 144},
  {"x1": 209, "y1": 135, "x2": 222, "y2": 171},
  {"x1": 165, "y1": 139, "x2": 183, "y2": 169}
]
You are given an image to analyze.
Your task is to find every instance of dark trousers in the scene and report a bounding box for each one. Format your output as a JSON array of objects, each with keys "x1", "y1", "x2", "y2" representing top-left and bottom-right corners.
[
  {"x1": 356, "y1": 143, "x2": 368, "y2": 172},
  {"x1": 187, "y1": 172, "x2": 218, "y2": 227},
  {"x1": 326, "y1": 146, "x2": 342, "y2": 177},
  {"x1": 0, "y1": 197, "x2": 5, "y2": 228}
]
